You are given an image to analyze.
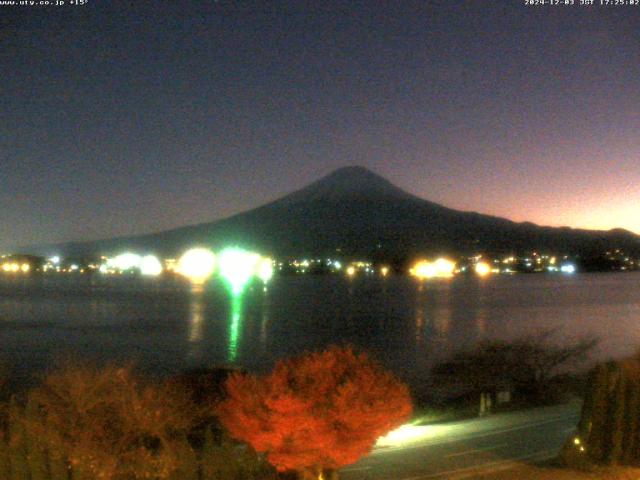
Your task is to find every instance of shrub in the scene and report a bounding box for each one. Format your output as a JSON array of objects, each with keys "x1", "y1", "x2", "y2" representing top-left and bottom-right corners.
[
  {"x1": 26, "y1": 364, "x2": 204, "y2": 480},
  {"x1": 217, "y1": 346, "x2": 412, "y2": 480},
  {"x1": 432, "y1": 330, "x2": 597, "y2": 405}
]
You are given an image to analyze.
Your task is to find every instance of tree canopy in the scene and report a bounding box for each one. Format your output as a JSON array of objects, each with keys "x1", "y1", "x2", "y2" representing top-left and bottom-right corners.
[
  {"x1": 432, "y1": 330, "x2": 598, "y2": 402},
  {"x1": 217, "y1": 346, "x2": 412, "y2": 477},
  {"x1": 26, "y1": 364, "x2": 203, "y2": 479}
]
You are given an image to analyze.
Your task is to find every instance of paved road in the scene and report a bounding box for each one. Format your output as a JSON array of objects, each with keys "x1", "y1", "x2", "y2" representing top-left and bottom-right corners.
[{"x1": 340, "y1": 402, "x2": 581, "y2": 480}]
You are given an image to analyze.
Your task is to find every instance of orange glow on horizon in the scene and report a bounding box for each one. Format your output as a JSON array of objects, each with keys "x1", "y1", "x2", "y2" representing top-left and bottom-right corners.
[{"x1": 423, "y1": 184, "x2": 640, "y2": 237}]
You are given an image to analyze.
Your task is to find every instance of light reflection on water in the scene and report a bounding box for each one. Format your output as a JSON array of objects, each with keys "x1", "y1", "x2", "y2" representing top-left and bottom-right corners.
[
  {"x1": 228, "y1": 294, "x2": 243, "y2": 363},
  {"x1": 187, "y1": 285, "x2": 205, "y2": 363},
  {"x1": 0, "y1": 273, "x2": 639, "y2": 394},
  {"x1": 259, "y1": 290, "x2": 270, "y2": 350}
]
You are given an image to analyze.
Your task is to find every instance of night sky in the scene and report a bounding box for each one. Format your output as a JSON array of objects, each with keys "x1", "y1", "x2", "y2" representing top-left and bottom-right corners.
[{"x1": 2, "y1": 1, "x2": 639, "y2": 251}]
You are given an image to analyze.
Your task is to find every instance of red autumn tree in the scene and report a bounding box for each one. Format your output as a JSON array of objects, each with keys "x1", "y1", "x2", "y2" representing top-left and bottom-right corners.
[{"x1": 217, "y1": 346, "x2": 412, "y2": 479}]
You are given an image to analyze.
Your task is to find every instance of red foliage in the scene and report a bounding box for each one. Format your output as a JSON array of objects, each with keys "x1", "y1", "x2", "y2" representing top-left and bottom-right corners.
[{"x1": 217, "y1": 346, "x2": 412, "y2": 473}]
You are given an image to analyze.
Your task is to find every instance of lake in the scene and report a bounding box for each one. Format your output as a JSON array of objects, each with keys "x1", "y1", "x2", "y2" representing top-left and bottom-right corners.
[{"x1": 0, "y1": 272, "x2": 639, "y2": 396}]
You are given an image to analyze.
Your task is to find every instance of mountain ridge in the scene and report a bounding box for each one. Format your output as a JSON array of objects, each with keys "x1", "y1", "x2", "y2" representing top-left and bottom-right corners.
[{"x1": 21, "y1": 166, "x2": 640, "y2": 259}]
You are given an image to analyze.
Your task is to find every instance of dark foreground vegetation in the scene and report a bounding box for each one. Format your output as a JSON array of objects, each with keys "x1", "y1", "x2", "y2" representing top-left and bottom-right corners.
[
  {"x1": 0, "y1": 332, "x2": 621, "y2": 480},
  {"x1": 561, "y1": 352, "x2": 640, "y2": 470},
  {"x1": 0, "y1": 364, "x2": 274, "y2": 480},
  {"x1": 426, "y1": 333, "x2": 640, "y2": 475},
  {"x1": 426, "y1": 330, "x2": 597, "y2": 420},
  {"x1": 0, "y1": 346, "x2": 411, "y2": 480}
]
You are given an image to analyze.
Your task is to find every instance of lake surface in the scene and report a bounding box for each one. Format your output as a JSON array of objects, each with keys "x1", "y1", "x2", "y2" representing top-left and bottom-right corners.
[{"x1": 0, "y1": 273, "x2": 639, "y2": 396}]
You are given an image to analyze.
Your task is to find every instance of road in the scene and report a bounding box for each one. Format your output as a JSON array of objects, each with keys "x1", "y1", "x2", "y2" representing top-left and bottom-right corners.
[{"x1": 340, "y1": 401, "x2": 581, "y2": 480}]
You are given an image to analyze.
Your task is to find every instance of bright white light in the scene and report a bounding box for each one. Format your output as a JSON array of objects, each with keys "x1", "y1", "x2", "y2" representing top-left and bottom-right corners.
[
  {"x1": 49, "y1": 256, "x2": 60, "y2": 265},
  {"x1": 218, "y1": 248, "x2": 261, "y2": 294},
  {"x1": 177, "y1": 248, "x2": 216, "y2": 284},
  {"x1": 111, "y1": 253, "x2": 142, "y2": 271},
  {"x1": 376, "y1": 424, "x2": 454, "y2": 448},
  {"x1": 561, "y1": 264, "x2": 576, "y2": 274},
  {"x1": 257, "y1": 257, "x2": 274, "y2": 284},
  {"x1": 140, "y1": 255, "x2": 163, "y2": 276}
]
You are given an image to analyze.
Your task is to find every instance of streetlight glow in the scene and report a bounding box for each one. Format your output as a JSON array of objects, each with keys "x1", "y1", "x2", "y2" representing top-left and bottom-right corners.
[
  {"x1": 111, "y1": 252, "x2": 142, "y2": 271},
  {"x1": 140, "y1": 255, "x2": 163, "y2": 276},
  {"x1": 475, "y1": 261, "x2": 491, "y2": 277},
  {"x1": 177, "y1": 248, "x2": 216, "y2": 284},
  {"x1": 411, "y1": 258, "x2": 456, "y2": 279},
  {"x1": 257, "y1": 257, "x2": 274, "y2": 284},
  {"x1": 218, "y1": 248, "x2": 261, "y2": 294}
]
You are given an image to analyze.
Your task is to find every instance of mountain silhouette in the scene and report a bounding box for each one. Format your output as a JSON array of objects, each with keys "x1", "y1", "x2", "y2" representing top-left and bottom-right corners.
[{"x1": 26, "y1": 166, "x2": 640, "y2": 260}]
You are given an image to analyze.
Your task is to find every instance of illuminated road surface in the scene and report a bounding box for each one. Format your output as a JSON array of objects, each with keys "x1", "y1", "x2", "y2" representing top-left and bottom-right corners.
[{"x1": 341, "y1": 401, "x2": 581, "y2": 480}]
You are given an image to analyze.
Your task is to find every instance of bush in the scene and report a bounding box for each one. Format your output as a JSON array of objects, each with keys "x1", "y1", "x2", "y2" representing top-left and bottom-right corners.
[
  {"x1": 217, "y1": 345, "x2": 412, "y2": 480},
  {"x1": 26, "y1": 364, "x2": 204, "y2": 480},
  {"x1": 0, "y1": 362, "x2": 286, "y2": 480},
  {"x1": 432, "y1": 330, "x2": 597, "y2": 406}
]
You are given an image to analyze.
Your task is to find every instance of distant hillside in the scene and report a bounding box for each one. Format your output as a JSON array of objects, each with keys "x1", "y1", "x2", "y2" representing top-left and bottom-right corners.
[{"x1": 24, "y1": 166, "x2": 640, "y2": 260}]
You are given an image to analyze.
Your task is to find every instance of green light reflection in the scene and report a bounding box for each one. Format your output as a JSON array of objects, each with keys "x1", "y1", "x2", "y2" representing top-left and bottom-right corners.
[{"x1": 228, "y1": 292, "x2": 243, "y2": 362}]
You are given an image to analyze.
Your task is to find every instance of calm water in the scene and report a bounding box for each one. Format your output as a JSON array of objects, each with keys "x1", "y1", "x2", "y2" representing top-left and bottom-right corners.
[{"x1": 0, "y1": 273, "x2": 639, "y2": 396}]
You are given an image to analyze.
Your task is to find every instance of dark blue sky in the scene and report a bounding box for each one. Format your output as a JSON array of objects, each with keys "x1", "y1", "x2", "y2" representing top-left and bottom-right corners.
[{"x1": 2, "y1": 0, "x2": 639, "y2": 250}]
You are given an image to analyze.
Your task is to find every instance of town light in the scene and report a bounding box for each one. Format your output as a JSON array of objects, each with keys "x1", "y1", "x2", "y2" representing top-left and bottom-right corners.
[
  {"x1": 433, "y1": 258, "x2": 455, "y2": 277},
  {"x1": 140, "y1": 255, "x2": 163, "y2": 276},
  {"x1": 177, "y1": 248, "x2": 216, "y2": 284},
  {"x1": 218, "y1": 248, "x2": 261, "y2": 294},
  {"x1": 257, "y1": 257, "x2": 274, "y2": 284},
  {"x1": 411, "y1": 260, "x2": 435, "y2": 279},
  {"x1": 475, "y1": 261, "x2": 491, "y2": 277},
  {"x1": 411, "y1": 258, "x2": 455, "y2": 279},
  {"x1": 111, "y1": 252, "x2": 142, "y2": 271}
]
